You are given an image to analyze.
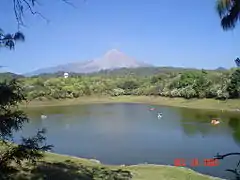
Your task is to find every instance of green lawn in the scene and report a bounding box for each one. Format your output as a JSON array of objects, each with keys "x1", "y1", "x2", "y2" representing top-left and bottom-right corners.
[
  {"x1": 24, "y1": 95, "x2": 240, "y2": 112},
  {"x1": 12, "y1": 152, "x2": 222, "y2": 180}
]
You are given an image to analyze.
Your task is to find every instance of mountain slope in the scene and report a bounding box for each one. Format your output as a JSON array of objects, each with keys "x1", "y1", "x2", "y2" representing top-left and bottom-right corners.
[
  {"x1": 0, "y1": 72, "x2": 24, "y2": 80},
  {"x1": 26, "y1": 49, "x2": 153, "y2": 76}
]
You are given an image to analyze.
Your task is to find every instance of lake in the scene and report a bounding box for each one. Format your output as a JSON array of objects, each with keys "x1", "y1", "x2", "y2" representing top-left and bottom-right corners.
[{"x1": 15, "y1": 103, "x2": 240, "y2": 180}]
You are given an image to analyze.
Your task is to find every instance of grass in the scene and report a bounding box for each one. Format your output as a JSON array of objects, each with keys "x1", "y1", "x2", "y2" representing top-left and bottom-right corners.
[
  {"x1": 11, "y1": 152, "x2": 222, "y2": 180},
  {"x1": 24, "y1": 95, "x2": 240, "y2": 112}
]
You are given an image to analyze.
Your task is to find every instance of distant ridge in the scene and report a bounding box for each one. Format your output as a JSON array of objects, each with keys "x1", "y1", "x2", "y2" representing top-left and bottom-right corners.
[
  {"x1": 32, "y1": 66, "x2": 220, "y2": 78},
  {"x1": 0, "y1": 72, "x2": 24, "y2": 80},
  {"x1": 26, "y1": 49, "x2": 153, "y2": 76},
  {"x1": 215, "y1": 67, "x2": 227, "y2": 71}
]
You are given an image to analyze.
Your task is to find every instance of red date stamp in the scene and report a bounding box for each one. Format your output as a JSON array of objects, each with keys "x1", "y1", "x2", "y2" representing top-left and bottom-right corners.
[{"x1": 174, "y1": 158, "x2": 219, "y2": 167}]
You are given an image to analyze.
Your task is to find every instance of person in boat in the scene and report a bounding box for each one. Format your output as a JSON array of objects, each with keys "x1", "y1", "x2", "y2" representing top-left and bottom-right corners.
[
  {"x1": 41, "y1": 115, "x2": 47, "y2": 119},
  {"x1": 157, "y1": 113, "x2": 162, "y2": 119},
  {"x1": 211, "y1": 119, "x2": 220, "y2": 125}
]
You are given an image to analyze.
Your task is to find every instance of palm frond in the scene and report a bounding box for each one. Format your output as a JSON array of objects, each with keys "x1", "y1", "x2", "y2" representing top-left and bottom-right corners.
[
  {"x1": 2, "y1": 34, "x2": 13, "y2": 41},
  {"x1": 0, "y1": 30, "x2": 25, "y2": 49},
  {"x1": 216, "y1": 0, "x2": 240, "y2": 30},
  {"x1": 5, "y1": 41, "x2": 15, "y2": 50},
  {"x1": 13, "y1": 32, "x2": 25, "y2": 41},
  {"x1": 216, "y1": 0, "x2": 233, "y2": 17},
  {"x1": 221, "y1": 1, "x2": 240, "y2": 30},
  {"x1": 0, "y1": 29, "x2": 4, "y2": 37}
]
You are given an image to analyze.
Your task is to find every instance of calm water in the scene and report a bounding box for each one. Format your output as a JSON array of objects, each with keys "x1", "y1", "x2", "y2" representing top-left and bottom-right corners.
[{"x1": 14, "y1": 103, "x2": 240, "y2": 179}]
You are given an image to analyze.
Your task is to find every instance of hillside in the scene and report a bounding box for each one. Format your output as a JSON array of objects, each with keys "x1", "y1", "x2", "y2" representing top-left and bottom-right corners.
[
  {"x1": 0, "y1": 72, "x2": 24, "y2": 81},
  {"x1": 30, "y1": 66, "x2": 228, "y2": 78}
]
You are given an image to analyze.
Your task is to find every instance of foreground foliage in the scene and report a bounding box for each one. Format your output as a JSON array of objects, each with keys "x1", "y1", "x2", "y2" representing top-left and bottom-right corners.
[
  {"x1": 8, "y1": 160, "x2": 133, "y2": 180},
  {"x1": 10, "y1": 153, "x2": 219, "y2": 180},
  {"x1": 0, "y1": 80, "x2": 52, "y2": 179}
]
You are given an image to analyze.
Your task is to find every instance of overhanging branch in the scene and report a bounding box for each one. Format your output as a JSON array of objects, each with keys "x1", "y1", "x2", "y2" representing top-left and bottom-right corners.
[
  {"x1": 11, "y1": 0, "x2": 84, "y2": 27},
  {"x1": 13, "y1": 0, "x2": 49, "y2": 27},
  {"x1": 214, "y1": 152, "x2": 240, "y2": 160},
  {"x1": 22, "y1": 0, "x2": 49, "y2": 22},
  {"x1": 61, "y1": 0, "x2": 77, "y2": 8}
]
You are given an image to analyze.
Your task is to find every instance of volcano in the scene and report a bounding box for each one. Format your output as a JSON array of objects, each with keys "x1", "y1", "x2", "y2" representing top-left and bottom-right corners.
[{"x1": 26, "y1": 49, "x2": 153, "y2": 76}]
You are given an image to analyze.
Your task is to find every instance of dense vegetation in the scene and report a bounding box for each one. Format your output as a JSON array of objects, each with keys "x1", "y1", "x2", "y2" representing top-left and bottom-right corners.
[
  {"x1": 0, "y1": 80, "x2": 53, "y2": 179},
  {"x1": 5, "y1": 67, "x2": 240, "y2": 101}
]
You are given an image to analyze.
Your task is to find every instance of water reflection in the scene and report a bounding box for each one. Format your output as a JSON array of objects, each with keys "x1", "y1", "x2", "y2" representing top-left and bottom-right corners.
[
  {"x1": 24, "y1": 104, "x2": 240, "y2": 143},
  {"x1": 229, "y1": 117, "x2": 240, "y2": 145},
  {"x1": 179, "y1": 108, "x2": 240, "y2": 140}
]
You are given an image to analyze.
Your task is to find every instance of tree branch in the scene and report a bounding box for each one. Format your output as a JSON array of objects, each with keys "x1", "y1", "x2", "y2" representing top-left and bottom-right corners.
[
  {"x1": 214, "y1": 152, "x2": 240, "y2": 160},
  {"x1": 61, "y1": 0, "x2": 77, "y2": 8},
  {"x1": 22, "y1": 0, "x2": 49, "y2": 22},
  {"x1": 11, "y1": 0, "x2": 85, "y2": 27},
  {"x1": 13, "y1": 0, "x2": 50, "y2": 27}
]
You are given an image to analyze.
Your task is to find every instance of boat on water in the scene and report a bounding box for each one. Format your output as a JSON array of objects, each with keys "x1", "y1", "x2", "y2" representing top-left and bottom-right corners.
[
  {"x1": 211, "y1": 119, "x2": 220, "y2": 125},
  {"x1": 41, "y1": 115, "x2": 47, "y2": 119},
  {"x1": 157, "y1": 113, "x2": 162, "y2": 119}
]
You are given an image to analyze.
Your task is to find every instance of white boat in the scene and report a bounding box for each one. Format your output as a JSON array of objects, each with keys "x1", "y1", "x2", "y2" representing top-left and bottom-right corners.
[
  {"x1": 41, "y1": 115, "x2": 47, "y2": 119},
  {"x1": 157, "y1": 113, "x2": 162, "y2": 119}
]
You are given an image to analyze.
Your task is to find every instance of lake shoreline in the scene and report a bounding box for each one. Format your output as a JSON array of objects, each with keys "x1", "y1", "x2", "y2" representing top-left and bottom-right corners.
[
  {"x1": 23, "y1": 96, "x2": 240, "y2": 112},
  {"x1": 43, "y1": 151, "x2": 223, "y2": 180},
  {"x1": 20, "y1": 96, "x2": 230, "y2": 179}
]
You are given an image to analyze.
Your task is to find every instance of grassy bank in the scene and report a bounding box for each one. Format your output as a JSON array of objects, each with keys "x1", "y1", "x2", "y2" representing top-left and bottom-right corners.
[
  {"x1": 24, "y1": 96, "x2": 240, "y2": 112},
  {"x1": 15, "y1": 152, "x2": 222, "y2": 180}
]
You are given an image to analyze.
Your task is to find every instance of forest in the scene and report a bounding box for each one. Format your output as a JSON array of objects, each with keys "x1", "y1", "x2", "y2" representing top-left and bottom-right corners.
[{"x1": 1, "y1": 67, "x2": 239, "y2": 101}]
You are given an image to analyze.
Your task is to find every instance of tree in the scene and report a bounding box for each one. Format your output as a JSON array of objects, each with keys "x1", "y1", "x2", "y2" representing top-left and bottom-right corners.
[
  {"x1": 117, "y1": 80, "x2": 139, "y2": 90},
  {"x1": 177, "y1": 71, "x2": 200, "y2": 88},
  {"x1": 216, "y1": 0, "x2": 240, "y2": 30},
  {"x1": 0, "y1": 80, "x2": 52, "y2": 179},
  {"x1": 227, "y1": 69, "x2": 240, "y2": 98},
  {"x1": 0, "y1": 0, "x2": 78, "y2": 178}
]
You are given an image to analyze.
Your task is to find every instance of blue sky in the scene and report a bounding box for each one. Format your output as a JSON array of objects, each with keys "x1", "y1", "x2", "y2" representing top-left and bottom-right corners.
[{"x1": 0, "y1": 0, "x2": 240, "y2": 74}]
